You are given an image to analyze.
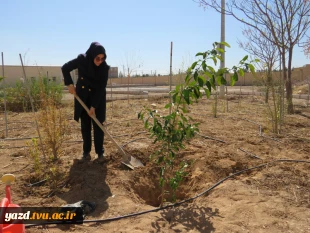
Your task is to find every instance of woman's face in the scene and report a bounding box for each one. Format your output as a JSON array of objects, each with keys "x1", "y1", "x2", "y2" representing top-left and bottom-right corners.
[{"x1": 94, "y1": 54, "x2": 105, "y2": 66}]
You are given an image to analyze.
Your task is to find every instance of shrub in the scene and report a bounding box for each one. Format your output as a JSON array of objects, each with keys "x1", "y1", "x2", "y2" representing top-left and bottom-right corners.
[{"x1": 0, "y1": 77, "x2": 63, "y2": 112}]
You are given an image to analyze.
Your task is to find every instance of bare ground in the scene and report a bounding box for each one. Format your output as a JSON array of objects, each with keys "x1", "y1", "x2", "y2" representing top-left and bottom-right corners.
[{"x1": 0, "y1": 94, "x2": 309, "y2": 233}]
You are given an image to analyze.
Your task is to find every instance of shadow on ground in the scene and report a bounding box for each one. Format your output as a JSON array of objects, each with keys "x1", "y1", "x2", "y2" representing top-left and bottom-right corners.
[
  {"x1": 151, "y1": 204, "x2": 220, "y2": 233},
  {"x1": 55, "y1": 159, "x2": 112, "y2": 230}
]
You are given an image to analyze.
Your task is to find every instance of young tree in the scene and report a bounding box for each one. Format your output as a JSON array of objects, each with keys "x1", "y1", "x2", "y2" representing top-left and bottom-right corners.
[
  {"x1": 195, "y1": 0, "x2": 310, "y2": 114},
  {"x1": 238, "y1": 27, "x2": 279, "y2": 103},
  {"x1": 119, "y1": 51, "x2": 143, "y2": 102},
  {"x1": 119, "y1": 51, "x2": 144, "y2": 78},
  {"x1": 139, "y1": 42, "x2": 256, "y2": 206}
]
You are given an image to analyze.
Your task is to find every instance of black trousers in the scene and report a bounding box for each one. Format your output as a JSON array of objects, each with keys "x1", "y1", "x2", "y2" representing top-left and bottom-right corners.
[{"x1": 80, "y1": 106, "x2": 104, "y2": 156}]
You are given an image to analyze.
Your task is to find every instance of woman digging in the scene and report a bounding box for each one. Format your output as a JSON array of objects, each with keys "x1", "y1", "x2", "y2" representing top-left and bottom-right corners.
[{"x1": 62, "y1": 42, "x2": 109, "y2": 163}]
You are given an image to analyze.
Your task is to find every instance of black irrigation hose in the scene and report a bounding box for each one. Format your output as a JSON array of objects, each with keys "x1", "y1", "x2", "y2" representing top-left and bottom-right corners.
[
  {"x1": 25, "y1": 159, "x2": 310, "y2": 228},
  {"x1": 27, "y1": 179, "x2": 48, "y2": 187}
]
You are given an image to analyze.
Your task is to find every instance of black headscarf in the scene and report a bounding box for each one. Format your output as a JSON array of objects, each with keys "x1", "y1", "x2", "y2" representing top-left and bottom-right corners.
[
  {"x1": 85, "y1": 42, "x2": 107, "y2": 61},
  {"x1": 83, "y1": 42, "x2": 107, "y2": 87}
]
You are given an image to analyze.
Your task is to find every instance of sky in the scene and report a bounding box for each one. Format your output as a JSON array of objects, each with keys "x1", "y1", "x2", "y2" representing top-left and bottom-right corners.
[{"x1": 1, "y1": 0, "x2": 309, "y2": 76}]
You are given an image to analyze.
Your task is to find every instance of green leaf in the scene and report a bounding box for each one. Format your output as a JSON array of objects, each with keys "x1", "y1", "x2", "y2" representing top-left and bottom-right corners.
[
  {"x1": 239, "y1": 68, "x2": 244, "y2": 76},
  {"x1": 210, "y1": 75, "x2": 216, "y2": 90},
  {"x1": 194, "y1": 86, "x2": 200, "y2": 98},
  {"x1": 207, "y1": 66, "x2": 215, "y2": 73},
  {"x1": 189, "y1": 81, "x2": 196, "y2": 87},
  {"x1": 203, "y1": 52, "x2": 207, "y2": 59},
  {"x1": 216, "y1": 47, "x2": 225, "y2": 53},
  {"x1": 193, "y1": 71, "x2": 198, "y2": 81},
  {"x1": 248, "y1": 64, "x2": 255, "y2": 74},
  {"x1": 216, "y1": 55, "x2": 223, "y2": 61},
  {"x1": 180, "y1": 107, "x2": 187, "y2": 113},
  {"x1": 202, "y1": 60, "x2": 207, "y2": 72},
  {"x1": 172, "y1": 92, "x2": 178, "y2": 103},
  {"x1": 216, "y1": 76, "x2": 222, "y2": 86},
  {"x1": 144, "y1": 120, "x2": 149, "y2": 128},
  {"x1": 165, "y1": 103, "x2": 171, "y2": 109},
  {"x1": 206, "y1": 81, "x2": 211, "y2": 92},
  {"x1": 198, "y1": 76, "x2": 206, "y2": 87},
  {"x1": 180, "y1": 114, "x2": 188, "y2": 122},
  {"x1": 217, "y1": 68, "x2": 226, "y2": 76},
  {"x1": 204, "y1": 71, "x2": 212, "y2": 78},
  {"x1": 191, "y1": 61, "x2": 198, "y2": 70},
  {"x1": 195, "y1": 52, "x2": 204, "y2": 56},
  {"x1": 204, "y1": 88, "x2": 211, "y2": 98},
  {"x1": 221, "y1": 76, "x2": 227, "y2": 85},
  {"x1": 241, "y1": 55, "x2": 248, "y2": 62},
  {"x1": 220, "y1": 41, "x2": 231, "y2": 48},
  {"x1": 212, "y1": 57, "x2": 217, "y2": 65},
  {"x1": 231, "y1": 72, "x2": 238, "y2": 86},
  {"x1": 183, "y1": 89, "x2": 190, "y2": 104},
  {"x1": 185, "y1": 129, "x2": 191, "y2": 138},
  {"x1": 185, "y1": 73, "x2": 191, "y2": 83}
]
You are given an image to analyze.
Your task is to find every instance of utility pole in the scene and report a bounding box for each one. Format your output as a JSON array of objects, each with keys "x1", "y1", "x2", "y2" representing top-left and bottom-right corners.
[{"x1": 219, "y1": 0, "x2": 226, "y2": 99}]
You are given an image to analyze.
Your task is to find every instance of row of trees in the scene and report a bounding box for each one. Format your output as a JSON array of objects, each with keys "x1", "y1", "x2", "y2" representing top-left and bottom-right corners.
[{"x1": 196, "y1": 0, "x2": 310, "y2": 114}]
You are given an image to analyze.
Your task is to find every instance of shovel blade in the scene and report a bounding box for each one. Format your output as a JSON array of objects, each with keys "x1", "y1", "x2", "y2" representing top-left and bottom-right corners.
[{"x1": 121, "y1": 155, "x2": 144, "y2": 170}]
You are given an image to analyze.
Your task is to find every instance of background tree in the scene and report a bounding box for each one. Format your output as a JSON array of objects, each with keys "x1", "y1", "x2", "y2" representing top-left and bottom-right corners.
[
  {"x1": 238, "y1": 27, "x2": 279, "y2": 103},
  {"x1": 301, "y1": 35, "x2": 310, "y2": 58},
  {"x1": 119, "y1": 51, "x2": 144, "y2": 103},
  {"x1": 119, "y1": 51, "x2": 144, "y2": 78},
  {"x1": 195, "y1": 0, "x2": 310, "y2": 114}
]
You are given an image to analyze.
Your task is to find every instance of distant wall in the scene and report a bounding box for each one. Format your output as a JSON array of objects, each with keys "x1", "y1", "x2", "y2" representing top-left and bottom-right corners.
[
  {"x1": 0, "y1": 65, "x2": 118, "y2": 86},
  {"x1": 109, "y1": 66, "x2": 310, "y2": 86},
  {"x1": 0, "y1": 65, "x2": 64, "y2": 86},
  {"x1": 1, "y1": 64, "x2": 310, "y2": 87}
]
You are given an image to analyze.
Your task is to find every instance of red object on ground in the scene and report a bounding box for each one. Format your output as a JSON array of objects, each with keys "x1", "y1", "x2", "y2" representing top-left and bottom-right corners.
[{"x1": 0, "y1": 174, "x2": 25, "y2": 233}]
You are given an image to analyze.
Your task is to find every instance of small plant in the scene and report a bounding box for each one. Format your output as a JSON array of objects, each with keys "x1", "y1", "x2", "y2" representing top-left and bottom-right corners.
[
  {"x1": 26, "y1": 138, "x2": 43, "y2": 177},
  {"x1": 37, "y1": 78, "x2": 68, "y2": 161},
  {"x1": 139, "y1": 42, "x2": 257, "y2": 206},
  {"x1": 264, "y1": 72, "x2": 284, "y2": 134},
  {"x1": 47, "y1": 165, "x2": 64, "y2": 191}
]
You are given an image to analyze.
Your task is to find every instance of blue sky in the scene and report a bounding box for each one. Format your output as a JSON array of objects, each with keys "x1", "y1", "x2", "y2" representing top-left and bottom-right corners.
[{"x1": 1, "y1": 0, "x2": 309, "y2": 75}]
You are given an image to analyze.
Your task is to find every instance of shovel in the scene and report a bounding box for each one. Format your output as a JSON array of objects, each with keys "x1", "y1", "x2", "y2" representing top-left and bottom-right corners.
[{"x1": 74, "y1": 94, "x2": 144, "y2": 170}]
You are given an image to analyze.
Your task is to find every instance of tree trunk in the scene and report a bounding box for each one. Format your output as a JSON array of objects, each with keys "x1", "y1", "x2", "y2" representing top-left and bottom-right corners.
[
  {"x1": 281, "y1": 48, "x2": 287, "y2": 114},
  {"x1": 286, "y1": 46, "x2": 294, "y2": 114},
  {"x1": 265, "y1": 68, "x2": 272, "y2": 103}
]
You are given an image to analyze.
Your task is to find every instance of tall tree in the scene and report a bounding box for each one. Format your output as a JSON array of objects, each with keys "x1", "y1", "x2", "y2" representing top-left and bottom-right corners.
[
  {"x1": 238, "y1": 27, "x2": 279, "y2": 103},
  {"x1": 195, "y1": 0, "x2": 310, "y2": 114}
]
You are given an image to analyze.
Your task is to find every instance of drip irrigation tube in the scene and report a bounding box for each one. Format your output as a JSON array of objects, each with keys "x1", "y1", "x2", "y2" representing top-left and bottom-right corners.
[
  {"x1": 25, "y1": 159, "x2": 310, "y2": 228},
  {"x1": 27, "y1": 179, "x2": 48, "y2": 187}
]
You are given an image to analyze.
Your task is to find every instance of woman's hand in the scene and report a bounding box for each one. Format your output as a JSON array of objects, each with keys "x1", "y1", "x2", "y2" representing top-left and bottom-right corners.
[
  {"x1": 68, "y1": 84, "x2": 76, "y2": 95},
  {"x1": 88, "y1": 107, "x2": 96, "y2": 117}
]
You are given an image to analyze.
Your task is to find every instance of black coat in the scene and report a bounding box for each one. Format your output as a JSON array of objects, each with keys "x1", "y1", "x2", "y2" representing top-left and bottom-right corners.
[{"x1": 61, "y1": 54, "x2": 110, "y2": 122}]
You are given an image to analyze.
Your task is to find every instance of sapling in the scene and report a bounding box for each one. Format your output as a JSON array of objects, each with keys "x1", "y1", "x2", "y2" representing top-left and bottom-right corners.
[{"x1": 139, "y1": 42, "x2": 257, "y2": 206}]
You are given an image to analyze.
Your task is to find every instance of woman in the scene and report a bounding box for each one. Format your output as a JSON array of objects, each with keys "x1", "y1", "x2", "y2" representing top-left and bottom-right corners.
[{"x1": 61, "y1": 42, "x2": 109, "y2": 162}]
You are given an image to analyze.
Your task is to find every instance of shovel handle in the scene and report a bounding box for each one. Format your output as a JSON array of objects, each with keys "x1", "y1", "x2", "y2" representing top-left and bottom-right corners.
[{"x1": 74, "y1": 94, "x2": 130, "y2": 161}]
